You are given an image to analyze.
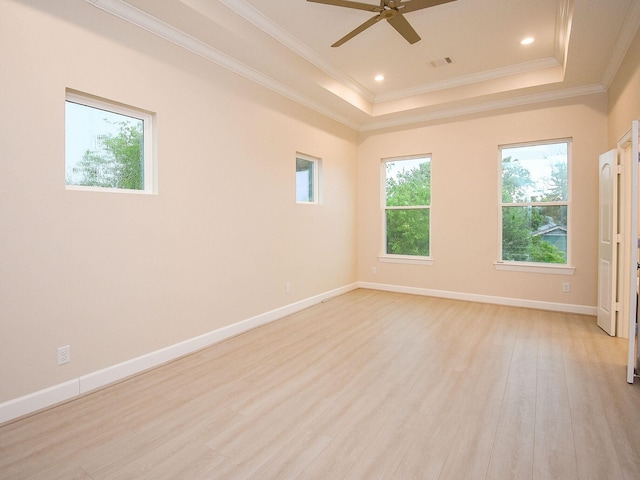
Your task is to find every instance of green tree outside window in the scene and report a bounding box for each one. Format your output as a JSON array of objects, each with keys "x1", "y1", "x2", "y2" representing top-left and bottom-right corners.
[
  {"x1": 500, "y1": 141, "x2": 569, "y2": 264},
  {"x1": 384, "y1": 157, "x2": 431, "y2": 257}
]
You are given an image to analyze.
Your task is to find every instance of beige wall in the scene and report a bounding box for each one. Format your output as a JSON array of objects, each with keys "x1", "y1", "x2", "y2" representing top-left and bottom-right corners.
[
  {"x1": 0, "y1": 1, "x2": 358, "y2": 402},
  {"x1": 608, "y1": 27, "x2": 640, "y2": 146},
  {"x1": 2, "y1": 0, "x2": 638, "y2": 408},
  {"x1": 357, "y1": 96, "x2": 608, "y2": 308}
]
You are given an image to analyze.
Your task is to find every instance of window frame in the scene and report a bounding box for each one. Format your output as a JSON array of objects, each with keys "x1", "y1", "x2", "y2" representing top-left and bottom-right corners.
[
  {"x1": 496, "y1": 138, "x2": 574, "y2": 275},
  {"x1": 379, "y1": 154, "x2": 433, "y2": 266},
  {"x1": 295, "y1": 152, "x2": 321, "y2": 205},
  {"x1": 65, "y1": 90, "x2": 156, "y2": 194}
]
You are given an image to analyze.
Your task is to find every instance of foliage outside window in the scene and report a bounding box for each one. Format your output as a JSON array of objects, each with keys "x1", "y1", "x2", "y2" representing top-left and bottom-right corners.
[
  {"x1": 500, "y1": 140, "x2": 570, "y2": 264},
  {"x1": 384, "y1": 156, "x2": 431, "y2": 257},
  {"x1": 296, "y1": 154, "x2": 319, "y2": 203},
  {"x1": 65, "y1": 91, "x2": 154, "y2": 193}
]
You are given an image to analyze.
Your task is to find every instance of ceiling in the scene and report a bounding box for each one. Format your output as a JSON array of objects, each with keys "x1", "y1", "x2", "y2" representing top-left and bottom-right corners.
[{"x1": 88, "y1": 0, "x2": 640, "y2": 131}]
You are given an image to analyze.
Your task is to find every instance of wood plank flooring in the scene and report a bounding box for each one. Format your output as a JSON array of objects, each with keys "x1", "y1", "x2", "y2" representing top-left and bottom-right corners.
[{"x1": 1, "y1": 289, "x2": 640, "y2": 479}]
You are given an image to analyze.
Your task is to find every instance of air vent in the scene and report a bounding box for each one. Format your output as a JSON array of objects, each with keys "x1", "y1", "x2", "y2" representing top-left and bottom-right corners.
[{"x1": 429, "y1": 57, "x2": 453, "y2": 68}]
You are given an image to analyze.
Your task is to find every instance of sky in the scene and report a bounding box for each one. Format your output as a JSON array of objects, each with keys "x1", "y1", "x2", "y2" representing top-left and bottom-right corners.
[
  {"x1": 65, "y1": 101, "x2": 141, "y2": 183},
  {"x1": 385, "y1": 156, "x2": 430, "y2": 181},
  {"x1": 502, "y1": 142, "x2": 568, "y2": 200}
]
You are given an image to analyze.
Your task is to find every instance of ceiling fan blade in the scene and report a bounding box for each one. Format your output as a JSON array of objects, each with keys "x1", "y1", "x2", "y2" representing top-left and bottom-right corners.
[
  {"x1": 331, "y1": 14, "x2": 383, "y2": 47},
  {"x1": 387, "y1": 13, "x2": 420, "y2": 44},
  {"x1": 399, "y1": 0, "x2": 457, "y2": 14},
  {"x1": 307, "y1": 0, "x2": 383, "y2": 13}
]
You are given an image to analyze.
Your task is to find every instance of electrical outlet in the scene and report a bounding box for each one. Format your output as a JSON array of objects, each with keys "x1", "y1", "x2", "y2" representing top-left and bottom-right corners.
[
  {"x1": 371, "y1": 266, "x2": 377, "y2": 274},
  {"x1": 57, "y1": 345, "x2": 71, "y2": 365},
  {"x1": 285, "y1": 283, "x2": 291, "y2": 294},
  {"x1": 562, "y1": 282, "x2": 571, "y2": 293}
]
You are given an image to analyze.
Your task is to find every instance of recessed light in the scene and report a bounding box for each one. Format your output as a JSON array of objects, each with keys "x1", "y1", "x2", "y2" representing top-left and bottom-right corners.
[
  {"x1": 375, "y1": 74, "x2": 385, "y2": 82},
  {"x1": 520, "y1": 37, "x2": 534, "y2": 45}
]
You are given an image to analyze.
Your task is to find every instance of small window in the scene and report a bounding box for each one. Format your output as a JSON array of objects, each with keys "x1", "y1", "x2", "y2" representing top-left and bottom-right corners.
[
  {"x1": 296, "y1": 153, "x2": 320, "y2": 203},
  {"x1": 65, "y1": 91, "x2": 154, "y2": 193},
  {"x1": 499, "y1": 139, "x2": 570, "y2": 264},
  {"x1": 383, "y1": 155, "x2": 431, "y2": 258}
]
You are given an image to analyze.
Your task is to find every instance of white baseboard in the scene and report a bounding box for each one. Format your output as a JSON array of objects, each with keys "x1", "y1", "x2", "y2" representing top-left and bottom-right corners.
[
  {"x1": 0, "y1": 380, "x2": 79, "y2": 426},
  {"x1": 0, "y1": 281, "x2": 595, "y2": 424},
  {"x1": 0, "y1": 283, "x2": 358, "y2": 425},
  {"x1": 358, "y1": 281, "x2": 597, "y2": 316}
]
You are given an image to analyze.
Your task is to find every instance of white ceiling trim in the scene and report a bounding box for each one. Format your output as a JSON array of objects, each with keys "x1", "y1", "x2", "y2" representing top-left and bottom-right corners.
[
  {"x1": 601, "y1": 0, "x2": 640, "y2": 87},
  {"x1": 213, "y1": 0, "x2": 376, "y2": 103},
  {"x1": 361, "y1": 83, "x2": 606, "y2": 132},
  {"x1": 372, "y1": 0, "x2": 572, "y2": 105},
  {"x1": 554, "y1": 0, "x2": 573, "y2": 73},
  {"x1": 83, "y1": 0, "x2": 612, "y2": 133},
  {"x1": 374, "y1": 57, "x2": 561, "y2": 104},
  {"x1": 217, "y1": 0, "x2": 573, "y2": 106},
  {"x1": 84, "y1": 0, "x2": 361, "y2": 129}
]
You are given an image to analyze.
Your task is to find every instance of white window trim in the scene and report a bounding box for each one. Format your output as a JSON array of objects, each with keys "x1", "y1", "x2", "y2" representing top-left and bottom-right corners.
[
  {"x1": 497, "y1": 138, "x2": 572, "y2": 271},
  {"x1": 381, "y1": 154, "x2": 432, "y2": 262},
  {"x1": 379, "y1": 255, "x2": 434, "y2": 266},
  {"x1": 494, "y1": 262, "x2": 575, "y2": 275},
  {"x1": 65, "y1": 90, "x2": 156, "y2": 194},
  {"x1": 295, "y1": 152, "x2": 321, "y2": 205}
]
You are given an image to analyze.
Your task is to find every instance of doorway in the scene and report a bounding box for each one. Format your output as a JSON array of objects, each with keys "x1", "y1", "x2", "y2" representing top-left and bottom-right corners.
[{"x1": 598, "y1": 120, "x2": 639, "y2": 383}]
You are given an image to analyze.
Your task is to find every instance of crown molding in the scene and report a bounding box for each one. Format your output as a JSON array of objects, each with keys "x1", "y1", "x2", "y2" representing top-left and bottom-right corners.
[
  {"x1": 555, "y1": 0, "x2": 573, "y2": 72},
  {"x1": 374, "y1": 57, "x2": 561, "y2": 104},
  {"x1": 84, "y1": 0, "x2": 361, "y2": 130},
  {"x1": 360, "y1": 83, "x2": 606, "y2": 132},
  {"x1": 601, "y1": 0, "x2": 640, "y2": 87},
  {"x1": 214, "y1": 0, "x2": 375, "y2": 103},
  {"x1": 84, "y1": 0, "x2": 610, "y2": 133},
  {"x1": 374, "y1": 0, "x2": 571, "y2": 104},
  {"x1": 216, "y1": 0, "x2": 570, "y2": 109}
]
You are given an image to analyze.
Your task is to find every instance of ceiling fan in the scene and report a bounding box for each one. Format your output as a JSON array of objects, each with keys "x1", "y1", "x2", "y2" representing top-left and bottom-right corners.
[{"x1": 307, "y1": 0, "x2": 457, "y2": 47}]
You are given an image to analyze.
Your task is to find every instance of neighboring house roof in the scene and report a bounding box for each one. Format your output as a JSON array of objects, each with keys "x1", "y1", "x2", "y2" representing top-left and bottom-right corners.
[{"x1": 533, "y1": 224, "x2": 567, "y2": 237}]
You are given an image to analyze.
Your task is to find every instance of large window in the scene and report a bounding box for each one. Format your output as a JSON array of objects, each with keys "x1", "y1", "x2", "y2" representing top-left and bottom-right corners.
[
  {"x1": 65, "y1": 91, "x2": 154, "y2": 193},
  {"x1": 296, "y1": 153, "x2": 320, "y2": 204},
  {"x1": 500, "y1": 139, "x2": 570, "y2": 265},
  {"x1": 383, "y1": 155, "x2": 431, "y2": 258}
]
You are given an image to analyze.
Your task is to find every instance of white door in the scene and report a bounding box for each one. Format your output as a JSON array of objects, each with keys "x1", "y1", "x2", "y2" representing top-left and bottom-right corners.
[
  {"x1": 634, "y1": 119, "x2": 640, "y2": 383},
  {"x1": 597, "y1": 149, "x2": 618, "y2": 336},
  {"x1": 619, "y1": 120, "x2": 639, "y2": 383}
]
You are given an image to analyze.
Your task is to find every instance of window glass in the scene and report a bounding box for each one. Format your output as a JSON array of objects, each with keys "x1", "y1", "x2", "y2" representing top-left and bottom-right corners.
[
  {"x1": 384, "y1": 156, "x2": 431, "y2": 257},
  {"x1": 500, "y1": 140, "x2": 569, "y2": 264},
  {"x1": 65, "y1": 92, "x2": 153, "y2": 193},
  {"x1": 296, "y1": 155, "x2": 319, "y2": 203}
]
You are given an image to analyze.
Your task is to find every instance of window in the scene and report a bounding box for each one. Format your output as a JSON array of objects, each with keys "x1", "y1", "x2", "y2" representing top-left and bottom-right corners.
[
  {"x1": 383, "y1": 155, "x2": 431, "y2": 259},
  {"x1": 296, "y1": 153, "x2": 320, "y2": 203},
  {"x1": 499, "y1": 139, "x2": 570, "y2": 265},
  {"x1": 65, "y1": 91, "x2": 154, "y2": 193}
]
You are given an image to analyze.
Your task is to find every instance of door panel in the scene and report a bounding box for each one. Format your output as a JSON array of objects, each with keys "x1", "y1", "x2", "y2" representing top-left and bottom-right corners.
[{"x1": 597, "y1": 149, "x2": 617, "y2": 336}]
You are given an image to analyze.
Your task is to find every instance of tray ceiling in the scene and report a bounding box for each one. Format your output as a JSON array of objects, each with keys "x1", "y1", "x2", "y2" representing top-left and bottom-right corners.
[{"x1": 87, "y1": 0, "x2": 640, "y2": 131}]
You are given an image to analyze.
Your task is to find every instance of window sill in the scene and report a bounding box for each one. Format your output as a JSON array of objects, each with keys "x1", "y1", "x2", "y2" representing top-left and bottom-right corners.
[
  {"x1": 494, "y1": 262, "x2": 575, "y2": 275},
  {"x1": 379, "y1": 255, "x2": 433, "y2": 266},
  {"x1": 65, "y1": 185, "x2": 154, "y2": 195}
]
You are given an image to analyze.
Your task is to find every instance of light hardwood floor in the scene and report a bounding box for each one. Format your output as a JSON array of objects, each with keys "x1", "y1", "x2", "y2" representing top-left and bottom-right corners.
[{"x1": 1, "y1": 289, "x2": 640, "y2": 479}]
